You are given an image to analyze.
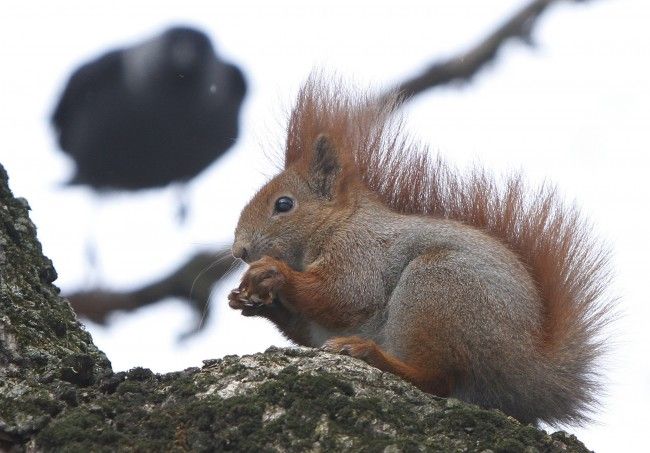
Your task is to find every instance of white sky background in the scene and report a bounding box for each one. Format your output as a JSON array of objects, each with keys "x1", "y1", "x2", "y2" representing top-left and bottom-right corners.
[{"x1": 1, "y1": 0, "x2": 648, "y2": 450}]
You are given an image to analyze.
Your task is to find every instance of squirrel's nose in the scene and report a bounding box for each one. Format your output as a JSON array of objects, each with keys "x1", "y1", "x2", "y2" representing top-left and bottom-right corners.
[{"x1": 232, "y1": 242, "x2": 248, "y2": 261}]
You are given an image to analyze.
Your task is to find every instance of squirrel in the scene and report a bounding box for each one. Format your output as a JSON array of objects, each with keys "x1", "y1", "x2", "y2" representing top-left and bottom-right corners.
[{"x1": 227, "y1": 76, "x2": 613, "y2": 426}]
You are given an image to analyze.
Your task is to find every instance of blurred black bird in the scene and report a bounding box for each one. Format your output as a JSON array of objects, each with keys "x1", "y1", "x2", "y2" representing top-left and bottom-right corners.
[{"x1": 52, "y1": 26, "x2": 246, "y2": 191}]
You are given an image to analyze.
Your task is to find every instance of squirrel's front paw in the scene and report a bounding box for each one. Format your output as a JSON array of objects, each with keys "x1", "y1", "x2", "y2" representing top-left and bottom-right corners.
[{"x1": 233, "y1": 256, "x2": 288, "y2": 307}]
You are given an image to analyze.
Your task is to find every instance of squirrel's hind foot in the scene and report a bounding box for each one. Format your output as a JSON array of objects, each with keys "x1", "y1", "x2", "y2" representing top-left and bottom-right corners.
[{"x1": 322, "y1": 336, "x2": 452, "y2": 397}]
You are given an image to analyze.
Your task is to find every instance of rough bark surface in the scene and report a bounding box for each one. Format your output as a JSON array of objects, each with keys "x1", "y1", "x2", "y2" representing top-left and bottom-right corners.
[
  {"x1": 0, "y1": 164, "x2": 112, "y2": 449},
  {"x1": 0, "y1": 163, "x2": 591, "y2": 452}
]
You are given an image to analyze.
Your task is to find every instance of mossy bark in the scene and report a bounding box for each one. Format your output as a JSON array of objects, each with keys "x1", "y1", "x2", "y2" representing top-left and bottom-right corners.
[
  {"x1": 0, "y1": 164, "x2": 112, "y2": 448},
  {"x1": 0, "y1": 164, "x2": 591, "y2": 452}
]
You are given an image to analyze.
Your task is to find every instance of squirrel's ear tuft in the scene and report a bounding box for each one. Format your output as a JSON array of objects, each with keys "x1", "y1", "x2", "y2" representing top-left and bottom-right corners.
[{"x1": 309, "y1": 134, "x2": 341, "y2": 199}]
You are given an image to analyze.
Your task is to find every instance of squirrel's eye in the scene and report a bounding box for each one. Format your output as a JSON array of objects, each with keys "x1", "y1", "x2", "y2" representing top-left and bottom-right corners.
[{"x1": 274, "y1": 196, "x2": 294, "y2": 213}]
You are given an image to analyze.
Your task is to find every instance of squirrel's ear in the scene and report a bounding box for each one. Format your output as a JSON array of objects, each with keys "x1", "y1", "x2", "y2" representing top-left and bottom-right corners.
[{"x1": 308, "y1": 134, "x2": 341, "y2": 199}]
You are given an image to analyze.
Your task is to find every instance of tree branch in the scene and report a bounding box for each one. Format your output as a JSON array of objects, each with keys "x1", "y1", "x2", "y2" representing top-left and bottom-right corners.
[
  {"x1": 66, "y1": 249, "x2": 240, "y2": 337},
  {"x1": 384, "y1": 0, "x2": 582, "y2": 104},
  {"x1": 0, "y1": 164, "x2": 593, "y2": 450}
]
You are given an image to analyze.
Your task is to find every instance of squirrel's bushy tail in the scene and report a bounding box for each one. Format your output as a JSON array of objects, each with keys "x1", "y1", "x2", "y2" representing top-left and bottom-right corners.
[
  {"x1": 409, "y1": 165, "x2": 612, "y2": 425},
  {"x1": 288, "y1": 76, "x2": 614, "y2": 425}
]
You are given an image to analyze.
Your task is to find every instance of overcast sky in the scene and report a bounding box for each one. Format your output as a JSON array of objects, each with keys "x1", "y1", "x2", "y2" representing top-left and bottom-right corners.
[{"x1": 1, "y1": 0, "x2": 648, "y2": 450}]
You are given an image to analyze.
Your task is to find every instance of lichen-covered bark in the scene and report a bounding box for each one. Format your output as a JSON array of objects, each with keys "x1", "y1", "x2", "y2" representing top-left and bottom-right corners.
[
  {"x1": 0, "y1": 163, "x2": 592, "y2": 452},
  {"x1": 0, "y1": 164, "x2": 112, "y2": 448},
  {"x1": 32, "y1": 347, "x2": 589, "y2": 453}
]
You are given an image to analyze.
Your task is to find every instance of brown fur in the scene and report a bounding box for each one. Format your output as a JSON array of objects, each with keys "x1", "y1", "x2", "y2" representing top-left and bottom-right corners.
[
  {"x1": 286, "y1": 75, "x2": 612, "y2": 358},
  {"x1": 230, "y1": 74, "x2": 614, "y2": 426}
]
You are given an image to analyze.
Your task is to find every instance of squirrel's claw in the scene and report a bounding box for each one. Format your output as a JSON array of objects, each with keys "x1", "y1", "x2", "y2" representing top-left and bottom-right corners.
[
  {"x1": 228, "y1": 288, "x2": 252, "y2": 309},
  {"x1": 228, "y1": 286, "x2": 274, "y2": 311},
  {"x1": 246, "y1": 294, "x2": 265, "y2": 307}
]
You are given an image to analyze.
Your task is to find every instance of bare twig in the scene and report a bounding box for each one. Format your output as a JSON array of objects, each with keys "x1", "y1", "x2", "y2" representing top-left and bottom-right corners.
[
  {"x1": 66, "y1": 248, "x2": 240, "y2": 337},
  {"x1": 384, "y1": 0, "x2": 579, "y2": 104}
]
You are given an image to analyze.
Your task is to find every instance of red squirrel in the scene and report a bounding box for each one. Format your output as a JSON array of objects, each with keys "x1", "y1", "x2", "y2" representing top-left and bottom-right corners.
[{"x1": 227, "y1": 76, "x2": 612, "y2": 426}]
